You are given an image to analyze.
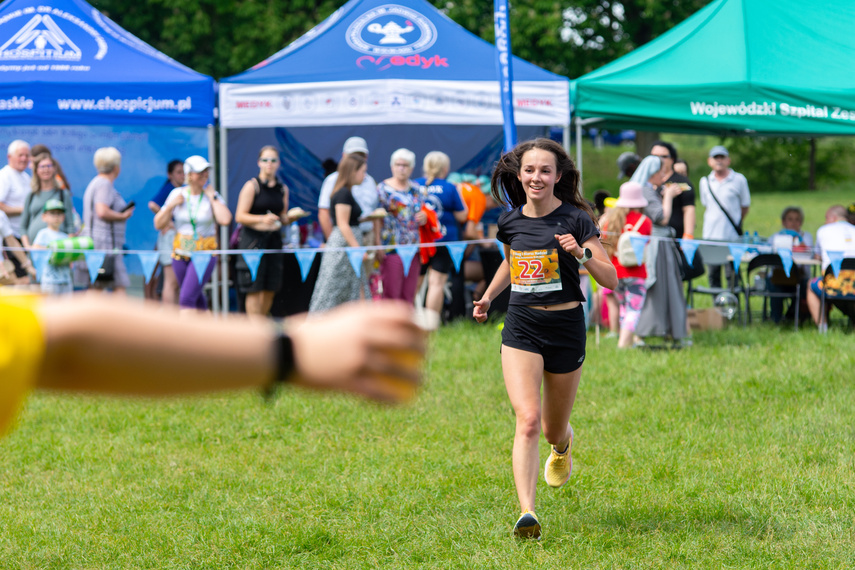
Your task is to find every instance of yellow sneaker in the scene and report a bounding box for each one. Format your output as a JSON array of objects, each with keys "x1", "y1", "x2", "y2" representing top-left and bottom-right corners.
[
  {"x1": 544, "y1": 425, "x2": 574, "y2": 488},
  {"x1": 513, "y1": 510, "x2": 541, "y2": 539}
]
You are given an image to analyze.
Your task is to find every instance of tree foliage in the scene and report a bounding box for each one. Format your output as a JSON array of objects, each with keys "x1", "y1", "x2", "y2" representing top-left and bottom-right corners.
[{"x1": 91, "y1": 0, "x2": 710, "y2": 80}]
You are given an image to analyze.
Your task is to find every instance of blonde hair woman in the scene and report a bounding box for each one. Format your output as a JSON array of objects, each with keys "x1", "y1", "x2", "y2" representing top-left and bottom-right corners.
[{"x1": 414, "y1": 151, "x2": 467, "y2": 324}]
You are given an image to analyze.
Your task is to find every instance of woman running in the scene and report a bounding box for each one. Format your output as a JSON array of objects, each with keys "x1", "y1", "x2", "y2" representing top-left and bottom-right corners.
[{"x1": 473, "y1": 138, "x2": 617, "y2": 539}]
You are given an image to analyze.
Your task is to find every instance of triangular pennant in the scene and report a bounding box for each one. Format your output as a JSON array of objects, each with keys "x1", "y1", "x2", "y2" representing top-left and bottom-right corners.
[
  {"x1": 728, "y1": 244, "x2": 749, "y2": 273},
  {"x1": 629, "y1": 235, "x2": 649, "y2": 266},
  {"x1": 136, "y1": 251, "x2": 160, "y2": 284},
  {"x1": 777, "y1": 249, "x2": 793, "y2": 278},
  {"x1": 446, "y1": 243, "x2": 466, "y2": 272},
  {"x1": 83, "y1": 251, "x2": 106, "y2": 283},
  {"x1": 496, "y1": 239, "x2": 505, "y2": 259},
  {"x1": 241, "y1": 252, "x2": 264, "y2": 282},
  {"x1": 347, "y1": 248, "x2": 366, "y2": 277},
  {"x1": 828, "y1": 250, "x2": 845, "y2": 278},
  {"x1": 190, "y1": 252, "x2": 213, "y2": 284},
  {"x1": 396, "y1": 245, "x2": 418, "y2": 277},
  {"x1": 295, "y1": 250, "x2": 317, "y2": 282},
  {"x1": 29, "y1": 250, "x2": 50, "y2": 282},
  {"x1": 679, "y1": 239, "x2": 699, "y2": 266}
]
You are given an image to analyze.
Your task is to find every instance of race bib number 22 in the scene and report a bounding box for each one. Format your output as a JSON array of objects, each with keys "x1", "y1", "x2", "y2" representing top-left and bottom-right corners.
[{"x1": 509, "y1": 249, "x2": 561, "y2": 293}]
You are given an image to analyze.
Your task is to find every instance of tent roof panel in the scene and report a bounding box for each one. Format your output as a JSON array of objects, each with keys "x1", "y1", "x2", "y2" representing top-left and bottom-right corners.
[
  {"x1": 223, "y1": 0, "x2": 566, "y2": 84},
  {"x1": 0, "y1": 0, "x2": 215, "y2": 125},
  {"x1": 572, "y1": 0, "x2": 855, "y2": 136}
]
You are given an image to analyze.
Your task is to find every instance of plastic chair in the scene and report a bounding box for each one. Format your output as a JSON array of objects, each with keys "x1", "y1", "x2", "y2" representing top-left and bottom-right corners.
[
  {"x1": 819, "y1": 258, "x2": 855, "y2": 330},
  {"x1": 744, "y1": 253, "x2": 801, "y2": 330},
  {"x1": 687, "y1": 243, "x2": 745, "y2": 325}
]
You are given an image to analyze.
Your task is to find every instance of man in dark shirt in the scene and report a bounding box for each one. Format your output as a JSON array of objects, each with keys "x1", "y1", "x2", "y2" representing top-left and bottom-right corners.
[{"x1": 650, "y1": 141, "x2": 696, "y2": 240}]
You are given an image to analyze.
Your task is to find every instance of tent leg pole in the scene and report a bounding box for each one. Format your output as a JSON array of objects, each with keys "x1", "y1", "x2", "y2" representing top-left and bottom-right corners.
[
  {"x1": 575, "y1": 120, "x2": 583, "y2": 192},
  {"x1": 207, "y1": 124, "x2": 221, "y2": 315},
  {"x1": 219, "y1": 124, "x2": 230, "y2": 315}
]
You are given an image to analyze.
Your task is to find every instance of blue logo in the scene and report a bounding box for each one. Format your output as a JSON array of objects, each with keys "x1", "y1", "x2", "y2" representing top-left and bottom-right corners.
[{"x1": 346, "y1": 4, "x2": 437, "y2": 56}]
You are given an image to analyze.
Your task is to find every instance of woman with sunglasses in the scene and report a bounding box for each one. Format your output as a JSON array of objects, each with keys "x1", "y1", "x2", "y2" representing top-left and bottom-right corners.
[{"x1": 234, "y1": 146, "x2": 292, "y2": 318}]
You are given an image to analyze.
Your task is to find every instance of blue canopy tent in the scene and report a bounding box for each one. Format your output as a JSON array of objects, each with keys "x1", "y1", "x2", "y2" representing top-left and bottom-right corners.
[
  {"x1": 0, "y1": 0, "x2": 215, "y2": 278},
  {"x1": 218, "y1": 0, "x2": 570, "y2": 217}
]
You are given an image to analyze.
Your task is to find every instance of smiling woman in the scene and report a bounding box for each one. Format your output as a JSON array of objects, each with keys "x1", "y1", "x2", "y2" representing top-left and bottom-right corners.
[{"x1": 473, "y1": 138, "x2": 617, "y2": 540}]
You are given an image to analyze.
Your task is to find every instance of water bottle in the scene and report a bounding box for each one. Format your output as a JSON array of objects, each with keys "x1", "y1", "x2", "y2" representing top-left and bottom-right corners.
[
  {"x1": 753, "y1": 231, "x2": 760, "y2": 244},
  {"x1": 742, "y1": 231, "x2": 750, "y2": 244},
  {"x1": 288, "y1": 221, "x2": 300, "y2": 249}
]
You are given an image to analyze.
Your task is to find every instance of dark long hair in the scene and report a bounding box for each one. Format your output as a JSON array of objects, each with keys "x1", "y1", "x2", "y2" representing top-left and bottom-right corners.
[{"x1": 490, "y1": 138, "x2": 596, "y2": 224}]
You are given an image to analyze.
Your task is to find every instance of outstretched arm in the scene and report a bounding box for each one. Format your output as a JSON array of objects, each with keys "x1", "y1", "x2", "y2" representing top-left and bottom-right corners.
[{"x1": 36, "y1": 296, "x2": 425, "y2": 402}]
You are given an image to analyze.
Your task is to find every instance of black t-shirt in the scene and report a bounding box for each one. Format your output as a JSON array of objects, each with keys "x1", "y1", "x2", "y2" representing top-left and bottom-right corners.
[
  {"x1": 496, "y1": 202, "x2": 599, "y2": 306},
  {"x1": 248, "y1": 177, "x2": 285, "y2": 216},
  {"x1": 330, "y1": 187, "x2": 362, "y2": 226},
  {"x1": 656, "y1": 172, "x2": 695, "y2": 237}
]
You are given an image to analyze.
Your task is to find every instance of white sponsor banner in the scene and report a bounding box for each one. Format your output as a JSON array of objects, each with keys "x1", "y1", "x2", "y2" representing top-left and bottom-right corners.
[{"x1": 220, "y1": 79, "x2": 569, "y2": 128}]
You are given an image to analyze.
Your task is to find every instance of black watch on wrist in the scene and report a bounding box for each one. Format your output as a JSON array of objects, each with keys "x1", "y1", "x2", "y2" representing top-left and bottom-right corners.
[
  {"x1": 575, "y1": 247, "x2": 593, "y2": 265},
  {"x1": 265, "y1": 327, "x2": 295, "y2": 399}
]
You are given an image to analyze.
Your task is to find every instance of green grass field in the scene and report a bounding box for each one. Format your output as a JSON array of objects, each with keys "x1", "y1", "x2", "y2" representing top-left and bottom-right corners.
[{"x1": 2, "y1": 320, "x2": 853, "y2": 568}]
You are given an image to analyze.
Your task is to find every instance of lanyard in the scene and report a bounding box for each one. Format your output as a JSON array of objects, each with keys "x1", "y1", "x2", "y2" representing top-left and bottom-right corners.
[{"x1": 186, "y1": 190, "x2": 204, "y2": 239}]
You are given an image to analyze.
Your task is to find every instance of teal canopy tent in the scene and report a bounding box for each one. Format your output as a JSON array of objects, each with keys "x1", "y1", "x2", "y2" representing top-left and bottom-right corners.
[{"x1": 571, "y1": 0, "x2": 855, "y2": 137}]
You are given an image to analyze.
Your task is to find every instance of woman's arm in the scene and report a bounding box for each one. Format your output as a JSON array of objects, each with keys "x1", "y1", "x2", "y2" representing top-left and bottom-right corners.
[
  {"x1": 3, "y1": 235, "x2": 35, "y2": 276},
  {"x1": 334, "y1": 203, "x2": 360, "y2": 248},
  {"x1": 642, "y1": 185, "x2": 665, "y2": 225},
  {"x1": 19, "y1": 193, "x2": 32, "y2": 242},
  {"x1": 473, "y1": 244, "x2": 511, "y2": 322},
  {"x1": 204, "y1": 188, "x2": 232, "y2": 226},
  {"x1": 36, "y1": 296, "x2": 425, "y2": 401},
  {"x1": 153, "y1": 193, "x2": 182, "y2": 231},
  {"x1": 554, "y1": 233, "x2": 618, "y2": 290},
  {"x1": 279, "y1": 186, "x2": 290, "y2": 224},
  {"x1": 94, "y1": 202, "x2": 132, "y2": 223}
]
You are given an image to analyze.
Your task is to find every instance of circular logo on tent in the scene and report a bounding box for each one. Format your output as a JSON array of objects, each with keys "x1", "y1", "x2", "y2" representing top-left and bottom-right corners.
[{"x1": 346, "y1": 4, "x2": 437, "y2": 55}]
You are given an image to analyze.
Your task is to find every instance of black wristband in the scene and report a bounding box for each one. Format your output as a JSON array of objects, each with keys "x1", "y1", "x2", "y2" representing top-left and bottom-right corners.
[{"x1": 265, "y1": 326, "x2": 295, "y2": 399}]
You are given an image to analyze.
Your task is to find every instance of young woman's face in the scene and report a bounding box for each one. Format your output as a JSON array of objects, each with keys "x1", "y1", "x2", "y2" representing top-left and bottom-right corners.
[
  {"x1": 354, "y1": 163, "x2": 367, "y2": 185},
  {"x1": 258, "y1": 149, "x2": 280, "y2": 176},
  {"x1": 36, "y1": 159, "x2": 55, "y2": 183},
  {"x1": 518, "y1": 148, "x2": 560, "y2": 202}
]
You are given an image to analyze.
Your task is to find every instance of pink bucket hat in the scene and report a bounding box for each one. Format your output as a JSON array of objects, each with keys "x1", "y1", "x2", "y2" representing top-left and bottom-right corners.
[{"x1": 614, "y1": 181, "x2": 648, "y2": 209}]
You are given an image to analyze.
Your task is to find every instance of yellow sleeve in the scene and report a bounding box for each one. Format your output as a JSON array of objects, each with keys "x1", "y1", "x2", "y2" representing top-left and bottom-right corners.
[{"x1": 0, "y1": 294, "x2": 44, "y2": 437}]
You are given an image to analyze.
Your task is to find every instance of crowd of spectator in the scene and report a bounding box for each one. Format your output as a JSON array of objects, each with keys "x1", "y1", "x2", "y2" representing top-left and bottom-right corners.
[{"x1": 1, "y1": 135, "x2": 853, "y2": 333}]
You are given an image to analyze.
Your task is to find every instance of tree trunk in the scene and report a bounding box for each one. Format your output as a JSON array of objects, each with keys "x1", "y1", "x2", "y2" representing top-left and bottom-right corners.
[
  {"x1": 634, "y1": 131, "x2": 661, "y2": 158},
  {"x1": 808, "y1": 138, "x2": 817, "y2": 190}
]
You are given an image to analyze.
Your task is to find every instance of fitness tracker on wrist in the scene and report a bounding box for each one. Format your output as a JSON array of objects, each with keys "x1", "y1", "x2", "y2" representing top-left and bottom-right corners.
[{"x1": 575, "y1": 247, "x2": 593, "y2": 265}]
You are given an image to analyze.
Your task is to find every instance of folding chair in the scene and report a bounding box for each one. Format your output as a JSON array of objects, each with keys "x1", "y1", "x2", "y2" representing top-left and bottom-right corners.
[
  {"x1": 687, "y1": 243, "x2": 745, "y2": 325},
  {"x1": 745, "y1": 253, "x2": 801, "y2": 330},
  {"x1": 819, "y1": 258, "x2": 855, "y2": 330}
]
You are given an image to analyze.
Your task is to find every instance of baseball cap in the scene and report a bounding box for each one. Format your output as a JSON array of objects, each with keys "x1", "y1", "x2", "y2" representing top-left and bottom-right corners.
[
  {"x1": 342, "y1": 136, "x2": 369, "y2": 155},
  {"x1": 43, "y1": 198, "x2": 66, "y2": 212},
  {"x1": 617, "y1": 151, "x2": 640, "y2": 179},
  {"x1": 709, "y1": 145, "x2": 729, "y2": 158},
  {"x1": 184, "y1": 155, "x2": 211, "y2": 174}
]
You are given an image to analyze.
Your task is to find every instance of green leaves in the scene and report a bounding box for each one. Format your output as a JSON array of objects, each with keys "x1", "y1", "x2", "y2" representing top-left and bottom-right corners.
[{"x1": 91, "y1": 0, "x2": 711, "y2": 80}]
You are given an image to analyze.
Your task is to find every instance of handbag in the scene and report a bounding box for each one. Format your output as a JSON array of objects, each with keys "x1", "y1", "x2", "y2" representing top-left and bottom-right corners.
[{"x1": 678, "y1": 246, "x2": 705, "y2": 282}]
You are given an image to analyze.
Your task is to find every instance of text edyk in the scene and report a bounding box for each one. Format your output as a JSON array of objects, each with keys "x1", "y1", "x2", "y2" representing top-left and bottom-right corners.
[{"x1": 356, "y1": 54, "x2": 448, "y2": 70}]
